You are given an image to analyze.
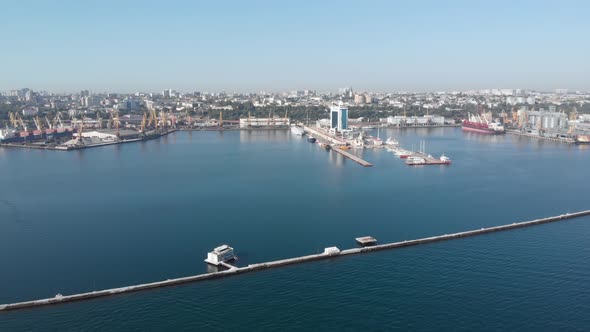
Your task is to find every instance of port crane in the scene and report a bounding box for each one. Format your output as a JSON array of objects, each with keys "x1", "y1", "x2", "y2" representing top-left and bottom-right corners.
[
  {"x1": 511, "y1": 107, "x2": 518, "y2": 124},
  {"x1": 518, "y1": 108, "x2": 528, "y2": 129},
  {"x1": 78, "y1": 118, "x2": 84, "y2": 141},
  {"x1": 18, "y1": 114, "x2": 27, "y2": 132},
  {"x1": 147, "y1": 110, "x2": 157, "y2": 129},
  {"x1": 71, "y1": 114, "x2": 81, "y2": 131},
  {"x1": 33, "y1": 116, "x2": 44, "y2": 132},
  {"x1": 113, "y1": 110, "x2": 120, "y2": 137},
  {"x1": 169, "y1": 112, "x2": 176, "y2": 128},
  {"x1": 45, "y1": 116, "x2": 53, "y2": 130},
  {"x1": 268, "y1": 110, "x2": 273, "y2": 127},
  {"x1": 54, "y1": 112, "x2": 64, "y2": 129},
  {"x1": 160, "y1": 111, "x2": 167, "y2": 129},
  {"x1": 184, "y1": 111, "x2": 192, "y2": 127},
  {"x1": 568, "y1": 122, "x2": 575, "y2": 135},
  {"x1": 140, "y1": 113, "x2": 147, "y2": 133},
  {"x1": 219, "y1": 111, "x2": 223, "y2": 127},
  {"x1": 570, "y1": 107, "x2": 578, "y2": 121},
  {"x1": 107, "y1": 110, "x2": 121, "y2": 136},
  {"x1": 499, "y1": 110, "x2": 508, "y2": 124},
  {"x1": 8, "y1": 112, "x2": 19, "y2": 128},
  {"x1": 96, "y1": 113, "x2": 102, "y2": 129}
]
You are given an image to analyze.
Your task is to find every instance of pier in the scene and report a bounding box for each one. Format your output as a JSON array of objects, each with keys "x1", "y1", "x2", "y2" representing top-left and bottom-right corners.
[
  {"x1": 0, "y1": 130, "x2": 176, "y2": 151},
  {"x1": 302, "y1": 125, "x2": 346, "y2": 145},
  {"x1": 303, "y1": 125, "x2": 373, "y2": 167},
  {"x1": 2, "y1": 209, "x2": 589, "y2": 312},
  {"x1": 332, "y1": 147, "x2": 373, "y2": 167}
]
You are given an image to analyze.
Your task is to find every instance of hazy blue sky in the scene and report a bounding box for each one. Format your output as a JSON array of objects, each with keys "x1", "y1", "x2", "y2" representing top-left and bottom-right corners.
[{"x1": 1, "y1": 0, "x2": 588, "y2": 93}]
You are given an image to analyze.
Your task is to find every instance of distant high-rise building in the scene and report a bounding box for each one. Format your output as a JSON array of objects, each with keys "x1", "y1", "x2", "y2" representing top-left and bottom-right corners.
[
  {"x1": 354, "y1": 94, "x2": 366, "y2": 104},
  {"x1": 330, "y1": 103, "x2": 348, "y2": 131},
  {"x1": 22, "y1": 106, "x2": 38, "y2": 117},
  {"x1": 145, "y1": 100, "x2": 154, "y2": 112},
  {"x1": 339, "y1": 87, "x2": 353, "y2": 98},
  {"x1": 80, "y1": 90, "x2": 90, "y2": 97},
  {"x1": 163, "y1": 89, "x2": 173, "y2": 98}
]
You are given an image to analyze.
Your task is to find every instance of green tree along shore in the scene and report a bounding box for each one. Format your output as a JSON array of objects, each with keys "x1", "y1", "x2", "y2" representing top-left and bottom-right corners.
[{"x1": 1, "y1": 101, "x2": 588, "y2": 126}]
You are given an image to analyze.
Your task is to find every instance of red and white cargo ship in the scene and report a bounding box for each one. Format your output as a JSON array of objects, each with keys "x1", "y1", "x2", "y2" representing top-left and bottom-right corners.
[{"x1": 462, "y1": 113, "x2": 505, "y2": 134}]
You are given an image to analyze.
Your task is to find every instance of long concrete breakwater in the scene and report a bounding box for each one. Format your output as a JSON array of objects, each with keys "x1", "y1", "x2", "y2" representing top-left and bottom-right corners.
[{"x1": 2, "y1": 209, "x2": 590, "y2": 312}]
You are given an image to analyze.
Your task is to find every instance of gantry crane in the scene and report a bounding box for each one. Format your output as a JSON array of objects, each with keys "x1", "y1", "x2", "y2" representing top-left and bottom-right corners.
[
  {"x1": 54, "y1": 112, "x2": 64, "y2": 129},
  {"x1": 8, "y1": 112, "x2": 19, "y2": 128},
  {"x1": 45, "y1": 116, "x2": 53, "y2": 130},
  {"x1": 96, "y1": 113, "x2": 102, "y2": 129},
  {"x1": 33, "y1": 116, "x2": 44, "y2": 132},
  {"x1": 140, "y1": 112, "x2": 147, "y2": 133},
  {"x1": 160, "y1": 111, "x2": 167, "y2": 129}
]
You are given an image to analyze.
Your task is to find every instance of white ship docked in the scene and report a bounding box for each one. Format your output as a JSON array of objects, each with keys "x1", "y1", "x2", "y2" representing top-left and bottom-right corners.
[
  {"x1": 0, "y1": 127, "x2": 17, "y2": 140},
  {"x1": 204, "y1": 245, "x2": 237, "y2": 266},
  {"x1": 290, "y1": 125, "x2": 305, "y2": 136},
  {"x1": 385, "y1": 137, "x2": 399, "y2": 146}
]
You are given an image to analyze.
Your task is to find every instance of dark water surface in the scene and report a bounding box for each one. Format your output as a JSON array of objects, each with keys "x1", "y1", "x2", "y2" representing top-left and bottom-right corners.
[{"x1": 1, "y1": 128, "x2": 589, "y2": 330}]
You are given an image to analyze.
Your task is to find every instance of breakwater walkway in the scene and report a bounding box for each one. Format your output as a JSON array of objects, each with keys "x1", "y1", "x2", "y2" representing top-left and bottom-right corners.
[{"x1": 2, "y1": 209, "x2": 589, "y2": 312}]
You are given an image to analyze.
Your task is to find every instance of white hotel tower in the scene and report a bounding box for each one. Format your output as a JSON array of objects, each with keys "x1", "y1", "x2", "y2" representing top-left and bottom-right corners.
[{"x1": 330, "y1": 102, "x2": 348, "y2": 132}]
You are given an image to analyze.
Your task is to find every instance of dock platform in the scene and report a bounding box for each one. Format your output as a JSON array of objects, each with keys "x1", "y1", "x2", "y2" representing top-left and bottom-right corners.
[
  {"x1": 332, "y1": 148, "x2": 373, "y2": 167},
  {"x1": 303, "y1": 125, "x2": 373, "y2": 167},
  {"x1": 355, "y1": 236, "x2": 377, "y2": 246}
]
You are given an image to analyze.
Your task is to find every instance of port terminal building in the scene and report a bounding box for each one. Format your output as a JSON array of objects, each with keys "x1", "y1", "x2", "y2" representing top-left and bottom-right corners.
[
  {"x1": 329, "y1": 104, "x2": 348, "y2": 132},
  {"x1": 517, "y1": 107, "x2": 568, "y2": 131},
  {"x1": 239, "y1": 118, "x2": 290, "y2": 128},
  {"x1": 381, "y1": 115, "x2": 445, "y2": 126}
]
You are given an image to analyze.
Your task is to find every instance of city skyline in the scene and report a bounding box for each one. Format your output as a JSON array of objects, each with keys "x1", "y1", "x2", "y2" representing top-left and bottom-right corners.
[{"x1": 1, "y1": 0, "x2": 589, "y2": 93}]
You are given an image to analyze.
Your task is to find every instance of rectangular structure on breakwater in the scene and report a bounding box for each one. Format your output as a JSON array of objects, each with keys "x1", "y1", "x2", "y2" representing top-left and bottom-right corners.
[{"x1": 2, "y1": 209, "x2": 589, "y2": 312}]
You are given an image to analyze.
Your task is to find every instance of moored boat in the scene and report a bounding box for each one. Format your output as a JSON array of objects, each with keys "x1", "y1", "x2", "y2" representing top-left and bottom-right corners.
[
  {"x1": 290, "y1": 125, "x2": 305, "y2": 136},
  {"x1": 307, "y1": 136, "x2": 316, "y2": 143},
  {"x1": 352, "y1": 137, "x2": 364, "y2": 149},
  {"x1": 394, "y1": 149, "x2": 411, "y2": 158},
  {"x1": 319, "y1": 142, "x2": 332, "y2": 151},
  {"x1": 575, "y1": 134, "x2": 590, "y2": 144},
  {"x1": 405, "y1": 156, "x2": 426, "y2": 165},
  {"x1": 439, "y1": 154, "x2": 452, "y2": 164},
  {"x1": 385, "y1": 137, "x2": 399, "y2": 146},
  {"x1": 462, "y1": 113, "x2": 505, "y2": 134}
]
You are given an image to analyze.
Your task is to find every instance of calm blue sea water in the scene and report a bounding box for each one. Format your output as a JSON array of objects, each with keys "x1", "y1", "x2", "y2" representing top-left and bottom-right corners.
[{"x1": 1, "y1": 128, "x2": 589, "y2": 330}]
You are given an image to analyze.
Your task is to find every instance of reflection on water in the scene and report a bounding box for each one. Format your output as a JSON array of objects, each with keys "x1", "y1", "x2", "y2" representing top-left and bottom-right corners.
[
  {"x1": 239, "y1": 129, "x2": 290, "y2": 143},
  {"x1": 461, "y1": 131, "x2": 506, "y2": 144},
  {"x1": 329, "y1": 149, "x2": 345, "y2": 167}
]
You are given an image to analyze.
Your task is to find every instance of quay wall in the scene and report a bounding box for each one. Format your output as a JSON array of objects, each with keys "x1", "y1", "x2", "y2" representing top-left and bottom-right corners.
[
  {"x1": 2, "y1": 210, "x2": 589, "y2": 312},
  {"x1": 506, "y1": 130, "x2": 574, "y2": 144},
  {"x1": 303, "y1": 125, "x2": 345, "y2": 145}
]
